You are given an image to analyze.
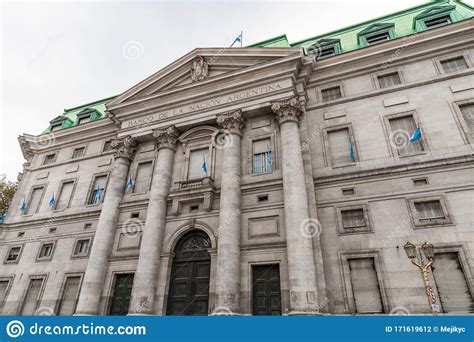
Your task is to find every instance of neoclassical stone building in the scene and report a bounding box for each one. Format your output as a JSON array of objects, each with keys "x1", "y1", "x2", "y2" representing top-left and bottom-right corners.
[{"x1": 1, "y1": 0, "x2": 473, "y2": 316}]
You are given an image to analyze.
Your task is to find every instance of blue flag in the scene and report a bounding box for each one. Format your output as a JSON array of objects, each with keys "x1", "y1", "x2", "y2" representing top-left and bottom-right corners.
[
  {"x1": 19, "y1": 198, "x2": 26, "y2": 213},
  {"x1": 267, "y1": 145, "x2": 273, "y2": 170},
  {"x1": 0, "y1": 213, "x2": 5, "y2": 224},
  {"x1": 94, "y1": 185, "x2": 102, "y2": 202},
  {"x1": 49, "y1": 193, "x2": 55, "y2": 207},
  {"x1": 230, "y1": 32, "x2": 242, "y2": 48},
  {"x1": 349, "y1": 139, "x2": 355, "y2": 162},
  {"x1": 410, "y1": 127, "x2": 422, "y2": 143},
  {"x1": 126, "y1": 175, "x2": 133, "y2": 190},
  {"x1": 202, "y1": 155, "x2": 208, "y2": 175}
]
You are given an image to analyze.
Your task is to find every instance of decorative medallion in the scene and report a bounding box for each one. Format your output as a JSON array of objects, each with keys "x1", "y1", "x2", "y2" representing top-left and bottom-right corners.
[{"x1": 191, "y1": 56, "x2": 209, "y2": 82}]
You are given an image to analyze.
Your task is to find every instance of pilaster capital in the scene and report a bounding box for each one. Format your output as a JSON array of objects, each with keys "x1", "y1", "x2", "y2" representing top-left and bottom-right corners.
[
  {"x1": 216, "y1": 110, "x2": 246, "y2": 136},
  {"x1": 271, "y1": 97, "x2": 303, "y2": 125},
  {"x1": 111, "y1": 136, "x2": 137, "y2": 161},
  {"x1": 153, "y1": 125, "x2": 179, "y2": 151}
]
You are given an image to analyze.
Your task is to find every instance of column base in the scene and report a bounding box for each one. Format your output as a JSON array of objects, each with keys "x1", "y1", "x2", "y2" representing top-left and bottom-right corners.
[
  {"x1": 287, "y1": 310, "x2": 321, "y2": 316},
  {"x1": 211, "y1": 306, "x2": 240, "y2": 316}
]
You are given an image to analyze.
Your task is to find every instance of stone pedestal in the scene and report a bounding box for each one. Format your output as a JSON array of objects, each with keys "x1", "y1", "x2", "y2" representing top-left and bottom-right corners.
[
  {"x1": 128, "y1": 126, "x2": 179, "y2": 315},
  {"x1": 212, "y1": 111, "x2": 246, "y2": 315},
  {"x1": 75, "y1": 136, "x2": 137, "y2": 315},
  {"x1": 271, "y1": 98, "x2": 319, "y2": 315}
]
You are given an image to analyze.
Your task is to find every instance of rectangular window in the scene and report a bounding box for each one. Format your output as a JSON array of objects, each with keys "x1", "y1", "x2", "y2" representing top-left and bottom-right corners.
[
  {"x1": 377, "y1": 72, "x2": 401, "y2": 88},
  {"x1": 341, "y1": 209, "x2": 366, "y2": 228},
  {"x1": 78, "y1": 116, "x2": 91, "y2": 125},
  {"x1": 460, "y1": 104, "x2": 474, "y2": 131},
  {"x1": 424, "y1": 15, "x2": 451, "y2": 29},
  {"x1": 317, "y1": 46, "x2": 337, "y2": 60},
  {"x1": 366, "y1": 32, "x2": 391, "y2": 46},
  {"x1": 188, "y1": 149, "x2": 208, "y2": 180},
  {"x1": 252, "y1": 139, "x2": 273, "y2": 174},
  {"x1": 0, "y1": 280, "x2": 10, "y2": 307},
  {"x1": 348, "y1": 258, "x2": 384, "y2": 314},
  {"x1": 321, "y1": 86, "x2": 342, "y2": 102},
  {"x1": 56, "y1": 181, "x2": 74, "y2": 210},
  {"x1": 88, "y1": 175, "x2": 107, "y2": 205},
  {"x1": 432, "y1": 252, "x2": 474, "y2": 313},
  {"x1": 5, "y1": 247, "x2": 21, "y2": 263},
  {"x1": 71, "y1": 147, "x2": 85, "y2": 159},
  {"x1": 73, "y1": 239, "x2": 90, "y2": 257},
  {"x1": 58, "y1": 276, "x2": 81, "y2": 316},
  {"x1": 21, "y1": 278, "x2": 44, "y2": 315},
  {"x1": 109, "y1": 273, "x2": 134, "y2": 315},
  {"x1": 38, "y1": 243, "x2": 54, "y2": 260},
  {"x1": 42, "y1": 154, "x2": 56, "y2": 165},
  {"x1": 26, "y1": 186, "x2": 45, "y2": 214},
  {"x1": 103, "y1": 140, "x2": 112, "y2": 152},
  {"x1": 441, "y1": 57, "x2": 468, "y2": 73},
  {"x1": 414, "y1": 200, "x2": 445, "y2": 220},
  {"x1": 134, "y1": 161, "x2": 153, "y2": 193},
  {"x1": 388, "y1": 116, "x2": 423, "y2": 156},
  {"x1": 327, "y1": 128, "x2": 354, "y2": 165}
]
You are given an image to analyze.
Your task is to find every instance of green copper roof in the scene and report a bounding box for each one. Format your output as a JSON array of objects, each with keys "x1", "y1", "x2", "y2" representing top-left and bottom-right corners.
[
  {"x1": 42, "y1": 96, "x2": 116, "y2": 134},
  {"x1": 249, "y1": 0, "x2": 473, "y2": 54},
  {"x1": 41, "y1": 0, "x2": 473, "y2": 135}
]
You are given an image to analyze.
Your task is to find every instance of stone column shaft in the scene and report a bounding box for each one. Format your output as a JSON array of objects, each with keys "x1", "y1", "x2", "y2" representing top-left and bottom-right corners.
[
  {"x1": 272, "y1": 98, "x2": 319, "y2": 315},
  {"x1": 213, "y1": 111, "x2": 246, "y2": 315},
  {"x1": 128, "y1": 126, "x2": 178, "y2": 315},
  {"x1": 76, "y1": 136, "x2": 136, "y2": 315}
]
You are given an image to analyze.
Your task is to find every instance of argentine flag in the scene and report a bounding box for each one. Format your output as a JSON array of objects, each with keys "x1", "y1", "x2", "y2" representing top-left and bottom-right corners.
[
  {"x1": 126, "y1": 175, "x2": 133, "y2": 190},
  {"x1": 349, "y1": 139, "x2": 355, "y2": 162},
  {"x1": 19, "y1": 198, "x2": 26, "y2": 213},
  {"x1": 0, "y1": 213, "x2": 6, "y2": 224},
  {"x1": 230, "y1": 32, "x2": 243, "y2": 48},
  {"x1": 94, "y1": 185, "x2": 102, "y2": 202},
  {"x1": 410, "y1": 127, "x2": 422, "y2": 143},
  {"x1": 202, "y1": 155, "x2": 208, "y2": 175},
  {"x1": 49, "y1": 193, "x2": 55, "y2": 207}
]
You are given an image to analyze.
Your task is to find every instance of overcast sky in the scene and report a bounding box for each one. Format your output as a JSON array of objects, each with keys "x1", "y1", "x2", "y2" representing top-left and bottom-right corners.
[{"x1": 3, "y1": 0, "x2": 466, "y2": 180}]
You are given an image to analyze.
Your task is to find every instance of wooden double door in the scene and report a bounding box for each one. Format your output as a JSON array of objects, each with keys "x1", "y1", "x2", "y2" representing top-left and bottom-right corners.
[
  {"x1": 167, "y1": 231, "x2": 211, "y2": 316},
  {"x1": 252, "y1": 264, "x2": 282, "y2": 316}
]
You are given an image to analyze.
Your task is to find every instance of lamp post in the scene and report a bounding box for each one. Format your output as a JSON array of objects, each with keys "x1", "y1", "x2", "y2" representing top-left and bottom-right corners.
[{"x1": 403, "y1": 241, "x2": 438, "y2": 315}]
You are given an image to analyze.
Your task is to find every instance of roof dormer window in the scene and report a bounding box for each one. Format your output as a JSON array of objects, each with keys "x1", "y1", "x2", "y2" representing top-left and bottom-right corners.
[
  {"x1": 358, "y1": 22, "x2": 395, "y2": 47},
  {"x1": 413, "y1": 4, "x2": 457, "y2": 32},
  {"x1": 78, "y1": 115, "x2": 91, "y2": 125},
  {"x1": 424, "y1": 15, "x2": 451, "y2": 29},
  {"x1": 308, "y1": 39, "x2": 342, "y2": 60}
]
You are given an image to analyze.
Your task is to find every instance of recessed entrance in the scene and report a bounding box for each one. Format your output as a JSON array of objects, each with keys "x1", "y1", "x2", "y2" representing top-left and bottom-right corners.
[
  {"x1": 252, "y1": 264, "x2": 282, "y2": 316},
  {"x1": 166, "y1": 231, "x2": 211, "y2": 316}
]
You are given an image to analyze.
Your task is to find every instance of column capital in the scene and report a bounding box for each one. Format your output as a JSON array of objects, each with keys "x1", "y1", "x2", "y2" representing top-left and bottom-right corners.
[
  {"x1": 153, "y1": 125, "x2": 179, "y2": 151},
  {"x1": 271, "y1": 97, "x2": 303, "y2": 125},
  {"x1": 216, "y1": 110, "x2": 246, "y2": 136},
  {"x1": 111, "y1": 136, "x2": 137, "y2": 161}
]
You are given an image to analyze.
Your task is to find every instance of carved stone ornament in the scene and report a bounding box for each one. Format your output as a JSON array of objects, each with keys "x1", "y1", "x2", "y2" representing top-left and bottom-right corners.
[
  {"x1": 191, "y1": 56, "x2": 209, "y2": 82},
  {"x1": 271, "y1": 97, "x2": 303, "y2": 125},
  {"x1": 111, "y1": 136, "x2": 137, "y2": 161},
  {"x1": 153, "y1": 125, "x2": 180, "y2": 150},
  {"x1": 216, "y1": 110, "x2": 246, "y2": 135}
]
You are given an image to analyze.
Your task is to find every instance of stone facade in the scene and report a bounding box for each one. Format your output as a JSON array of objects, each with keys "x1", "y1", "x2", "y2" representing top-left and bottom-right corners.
[{"x1": 1, "y1": 16, "x2": 473, "y2": 316}]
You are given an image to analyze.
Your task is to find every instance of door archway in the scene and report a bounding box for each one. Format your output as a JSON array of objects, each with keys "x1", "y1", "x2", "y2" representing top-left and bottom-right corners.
[{"x1": 166, "y1": 230, "x2": 211, "y2": 315}]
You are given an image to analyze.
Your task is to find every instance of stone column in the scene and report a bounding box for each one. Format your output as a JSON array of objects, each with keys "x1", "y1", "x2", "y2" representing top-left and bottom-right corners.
[
  {"x1": 271, "y1": 97, "x2": 319, "y2": 315},
  {"x1": 128, "y1": 125, "x2": 179, "y2": 315},
  {"x1": 212, "y1": 110, "x2": 246, "y2": 315},
  {"x1": 75, "y1": 136, "x2": 137, "y2": 315}
]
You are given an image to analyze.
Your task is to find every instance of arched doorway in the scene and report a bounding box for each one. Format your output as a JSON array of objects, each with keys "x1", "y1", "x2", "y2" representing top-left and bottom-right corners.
[{"x1": 166, "y1": 230, "x2": 211, "y2": 315}]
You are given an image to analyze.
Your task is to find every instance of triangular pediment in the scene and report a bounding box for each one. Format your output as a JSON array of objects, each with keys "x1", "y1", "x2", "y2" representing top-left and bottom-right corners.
[
  {"x1": 414, "y1": 4, "x2": 455, "y2": 20},
  {"x1": 358, "y1": 22, "x2": 394, "y2": 36},
  {"x1": 107, "y1": 47, "x2": 302, "y2": 108}
]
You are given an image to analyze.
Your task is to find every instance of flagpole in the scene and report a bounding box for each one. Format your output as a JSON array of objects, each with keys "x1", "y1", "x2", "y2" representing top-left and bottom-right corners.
[{"x1": 240, "y1": 30, "x2": 243, "y2": 47}]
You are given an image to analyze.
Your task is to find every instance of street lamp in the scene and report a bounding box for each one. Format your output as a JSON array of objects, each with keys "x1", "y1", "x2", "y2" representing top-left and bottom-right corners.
[{"x1": 403, "y1": 241, "x2": 438, "y2": 315}]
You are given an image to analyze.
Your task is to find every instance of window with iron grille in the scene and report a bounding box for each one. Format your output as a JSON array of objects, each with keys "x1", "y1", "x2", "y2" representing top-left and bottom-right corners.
[
  {"x1": 5, "y1": 247, "x2": 21, "y2": 263},
  {"x1": 134, "y1": 161, "x2": 153, "y2": 193},
  {"x1": 88, "y1": 175, "x2": 107, "y2": 205},
  {"x1": 73, "y1": 239, "x2": 90, "y2": 256},
  {"x1": 377, "y1": 72, "x2": 401, "y2": 88},
  {"x1": 321, "y1": 86, "x2": 342, "y2": 102},
  {"x1": 341, "y1": 209, "x2": 366, "y2": 228},
  {"x1": 78, "y1": 115, "x2": 91, "y2": 125},
  {"x1": 441, "y1": 57, "x2": 468, "y2": 73},
  {"x1": 72, "y1": 147, "x2": 85, "y2": 159},
  {"x1": 424, "y1": 15, "x2": 451, "y2": 29},
  {"x1": 460, "y1": 104, "x2": 474, "y2": 131},
  {"x1": 252, "y1": 139, "x2": 272, "y2": 174},
  {"x1": 365, "y1": 32, "x2": 391, "y2": 46},
  {"x1": 43, "y1": 153, "x2": 56, "y2": 165},
  {"x1": 414, "y1": 200, "x2": 445, "y2": 220},
  {"x1": 38, "y1": 243, "x2": 54, "y2": 260}
]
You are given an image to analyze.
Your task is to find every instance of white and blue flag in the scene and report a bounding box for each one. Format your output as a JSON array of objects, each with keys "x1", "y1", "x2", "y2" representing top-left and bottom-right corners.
[
  {"x1": 230, "y1": 32, "x2": 243, "y2": 48},
  {"x1": 410, "y1": 127, "x2": 422, "y2": 143},
  {"x1": 202, "y1": 155, "x2": 208, "y2": 175},
  {"x1": 19, "y1": 198, "x2": 26, "y2": 213},
  {"x1": 48, "y1": 193, "x2": 55, "y2": 207}
]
